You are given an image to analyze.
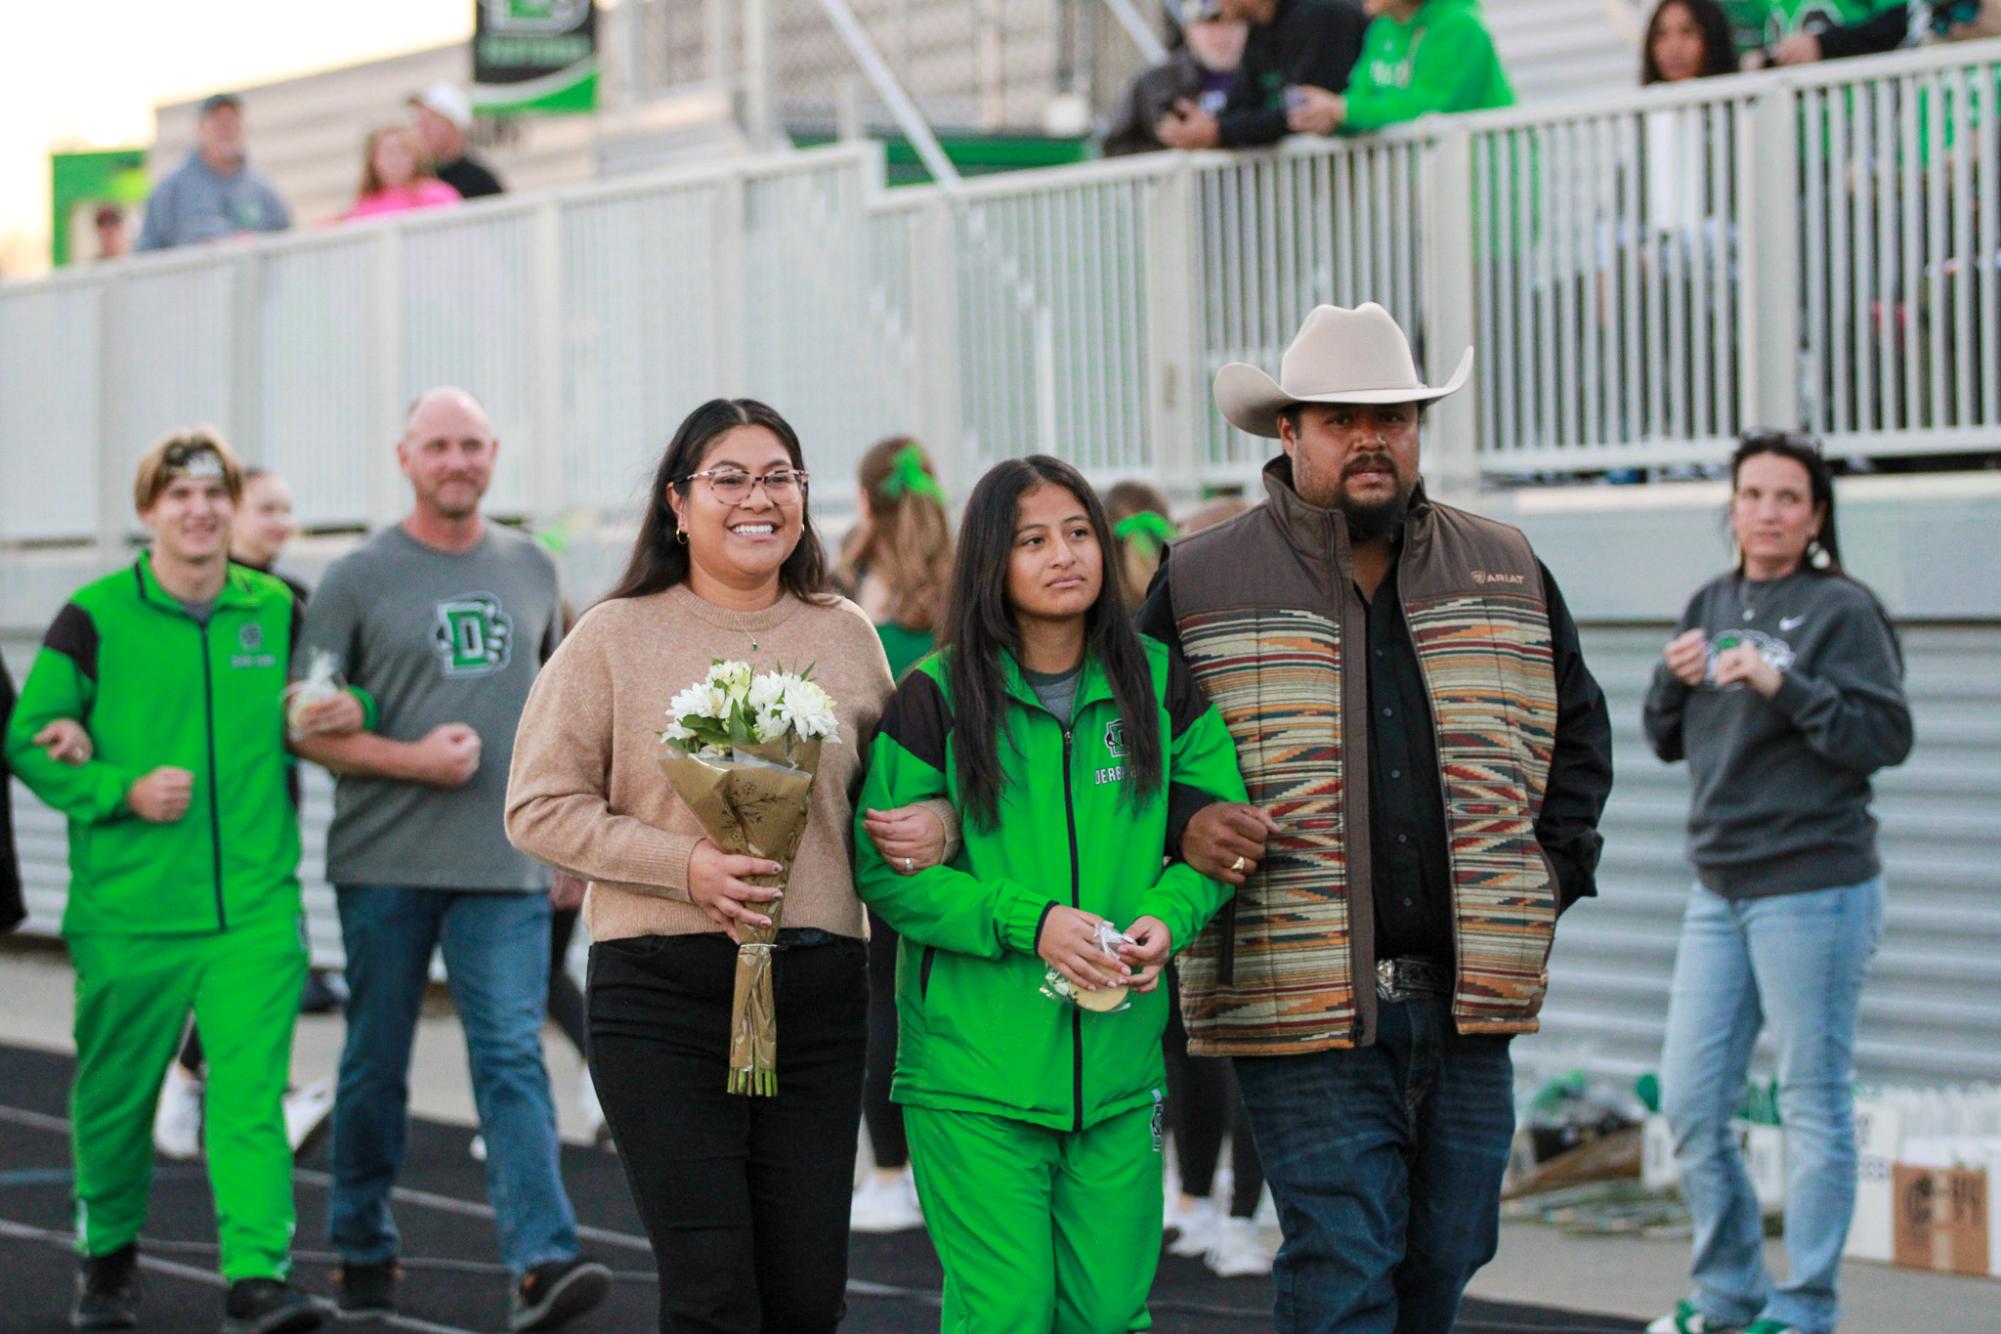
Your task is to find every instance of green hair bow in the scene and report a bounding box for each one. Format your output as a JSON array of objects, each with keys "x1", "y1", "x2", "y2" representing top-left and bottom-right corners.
[
  {"x1": 879, "y1": 444, "x2": 946, "y2": 504},
  {"x1": 1114, "y1": 510, "x2": 1178, "y2": 559}
]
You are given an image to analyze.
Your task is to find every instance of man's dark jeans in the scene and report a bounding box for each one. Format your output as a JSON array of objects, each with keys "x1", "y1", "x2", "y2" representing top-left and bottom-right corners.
[{"x1": 1233, "y1": 996, "x2": 1515, "y2": 1334}]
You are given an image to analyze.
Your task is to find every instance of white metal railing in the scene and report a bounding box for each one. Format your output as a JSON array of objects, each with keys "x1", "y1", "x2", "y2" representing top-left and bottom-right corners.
[{"x1": 5, "y1": 42, "x2": 2001, "y2": 553}]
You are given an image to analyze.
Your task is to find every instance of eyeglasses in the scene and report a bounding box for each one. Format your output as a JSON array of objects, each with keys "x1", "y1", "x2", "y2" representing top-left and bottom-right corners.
[{"x1": 681, "y1": 467, "x2": 809, "y2": 503}]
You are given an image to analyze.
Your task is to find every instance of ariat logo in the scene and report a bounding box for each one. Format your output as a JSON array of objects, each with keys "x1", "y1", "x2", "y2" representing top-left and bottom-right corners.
[
  {"x1": 1471, "y1": 570, "x2": 1527, "y2": 587},
  {"x1": 1151, "y1": 1089, "x2": 1166, "y2": 1153},
  {"x1": 432, "y1": 594, "x2": 513, "y2": 678},
  {"x1": 1103, "y1": 718, "x2": 1127, "y2": 758}
]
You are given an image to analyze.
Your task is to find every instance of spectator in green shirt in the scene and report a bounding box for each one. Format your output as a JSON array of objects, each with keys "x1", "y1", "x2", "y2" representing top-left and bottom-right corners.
[
  {"x1": 1738, "y1": 0, "x2": 1910, "y2": 67},
  {"x1": 1284, "y1": 0, "x2": 1514, "y2": 137}
]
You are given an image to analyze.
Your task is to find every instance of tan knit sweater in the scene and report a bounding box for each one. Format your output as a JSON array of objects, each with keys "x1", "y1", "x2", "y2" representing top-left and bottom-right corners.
[{"x1": 506, "y1": 583, "x2": 907, "y2": 942}]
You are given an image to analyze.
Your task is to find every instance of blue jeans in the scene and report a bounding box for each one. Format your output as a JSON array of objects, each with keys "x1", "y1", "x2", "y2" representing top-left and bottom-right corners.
[
  {"x1": 330, "y1": 886, "x2": 579, "y2": 1276},
  {"x1": 1234, "y1": 997, "x2": 1515, "y2": 1334},
  {"x1": 1660, "y1": 877, "x2": 1884, "y2": 1334}
]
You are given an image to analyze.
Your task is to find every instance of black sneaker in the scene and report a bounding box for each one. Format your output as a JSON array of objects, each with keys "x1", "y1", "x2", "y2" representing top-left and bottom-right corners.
[
  {"x1": 72, "y1": 1244, "x2": 140, "y2": 1330},
  {"x1": 222, "y1": 1279, "x2": 323, "y2": 1334},
  {"x1": 333, "y1": 1262, "x2": 398, "y2": 1322},
  {"x1": 509, "y1": 1257, "x2": 611, "y2": 1332}
]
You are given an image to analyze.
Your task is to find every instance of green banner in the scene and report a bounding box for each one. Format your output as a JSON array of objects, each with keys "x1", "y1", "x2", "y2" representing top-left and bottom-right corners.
[
  {"x1": 50, "y1": 148, "x2": 148, "y2": 268},
  {"x1": 471, "y1": 0, "x2": 597, "y2": 116}
]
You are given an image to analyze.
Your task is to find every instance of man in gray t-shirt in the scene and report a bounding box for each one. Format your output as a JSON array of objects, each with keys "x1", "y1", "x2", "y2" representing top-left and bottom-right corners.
[
  {"x1": 293, "y1": 388, "x2": 607, "y2": 1327},
  {"x1": 303, "y1": 524, "x2": 560, "y2": 889}
]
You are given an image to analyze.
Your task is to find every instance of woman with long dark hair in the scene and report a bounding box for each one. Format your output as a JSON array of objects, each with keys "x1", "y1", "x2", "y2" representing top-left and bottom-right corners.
[
  {"x1": 854, "y1": 455, "x2": 1246, "y2": 1331},
  {"x1": 1641, "y1": 0, "x2": 1740, "y2": 84},
  {"x1": 505, "y1": 398, "x2": 954, "y2": 1331},
  {"x1": 1642, "y1": 431, "x2": 1911, "y2": 1334},
  {"x1": 833, "y1": 436, "x2": 955, "y2": 1233}
]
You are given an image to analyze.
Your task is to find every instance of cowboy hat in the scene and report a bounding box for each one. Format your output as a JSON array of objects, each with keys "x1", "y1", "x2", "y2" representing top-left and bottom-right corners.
[{"x1": 1214, "y1": 302, "x2": 1473, "y2": 438}]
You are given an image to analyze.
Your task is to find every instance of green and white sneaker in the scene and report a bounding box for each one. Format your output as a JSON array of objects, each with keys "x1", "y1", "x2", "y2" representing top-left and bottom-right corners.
[
  {"x1": 1645, "y1": 1301, "x2": 1743, "y2": 1333},
  {"x1": 1741, "y1": 1322, "x2": 1805, "y2": 1334}
]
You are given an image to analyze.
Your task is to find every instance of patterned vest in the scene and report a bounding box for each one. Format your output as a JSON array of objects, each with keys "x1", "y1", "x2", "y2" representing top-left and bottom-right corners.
[{"x1": 1168, "y1": 464, "x2": 1560, "y2": 1055}]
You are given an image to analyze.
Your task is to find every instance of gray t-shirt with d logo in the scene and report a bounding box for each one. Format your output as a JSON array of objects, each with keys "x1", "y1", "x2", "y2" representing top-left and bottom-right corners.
[{"x1": 299, "y1": 524, "x2": 563, "y2": 891}]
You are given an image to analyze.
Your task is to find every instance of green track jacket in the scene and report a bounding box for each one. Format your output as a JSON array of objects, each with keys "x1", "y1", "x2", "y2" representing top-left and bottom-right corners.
[
  {"x1": 855, "y1": 638, "x2": 1247, "y2": 1133},
  {"x1": 1342, "y1": 0, "x2": 1514, "y2": 134},
  {"x1": 3, "y1": 555, "x2": 303, "y2": 936}
]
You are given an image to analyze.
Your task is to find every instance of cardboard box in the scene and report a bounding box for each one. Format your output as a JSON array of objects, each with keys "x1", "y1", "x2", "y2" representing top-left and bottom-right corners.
[{"x1": 1891, "y1": 1164, "x2": 1990, "y2": 1277}]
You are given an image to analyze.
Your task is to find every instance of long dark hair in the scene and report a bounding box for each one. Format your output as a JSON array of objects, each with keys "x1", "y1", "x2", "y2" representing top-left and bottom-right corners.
[
  {"x1": 943, "y1": 456, "x2": 1164, "y2": 830},
  {"x1": 1730, "y1": 429, "x2": 1901, "y2": 664},
  {"x1": 1641, "y1": 0, "x2": 1739, "y2": 84},
  {"x1": 603, "y1": 398, "x2": 829, "y2": 603}
]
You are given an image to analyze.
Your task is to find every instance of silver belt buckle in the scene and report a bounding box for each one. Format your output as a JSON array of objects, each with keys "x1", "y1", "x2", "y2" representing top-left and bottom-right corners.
[
  {"x1": 1376, "y1": 958, "x2": 1411, "y2": 1003},
  {"x1": 1376, "y1": 957, "x2": 1444, "y2": 1003}
]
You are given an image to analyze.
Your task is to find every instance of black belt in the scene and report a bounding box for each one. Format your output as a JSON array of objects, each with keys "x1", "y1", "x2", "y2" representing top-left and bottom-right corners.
[{"x1": 1375, "y1": 957, "x2": 1452, "y2": 1003}]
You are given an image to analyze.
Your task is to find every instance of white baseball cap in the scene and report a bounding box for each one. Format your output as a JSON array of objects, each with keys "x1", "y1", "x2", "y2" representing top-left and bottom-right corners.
[{"x1": 409, "y1": 82, "x2": 473, "y2": 131}]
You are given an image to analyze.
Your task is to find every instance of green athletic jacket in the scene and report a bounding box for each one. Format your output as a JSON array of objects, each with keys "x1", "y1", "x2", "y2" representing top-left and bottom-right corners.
[
  {"x1": 1342, "y1": 0, "x2": 1514, "y2": 134},
  {"x1": 854, "y1": 638, "x2": 1247, "y2": 1133},
  {"x1": 2, "y1": 555, "x2": 303, "y2": 936}
]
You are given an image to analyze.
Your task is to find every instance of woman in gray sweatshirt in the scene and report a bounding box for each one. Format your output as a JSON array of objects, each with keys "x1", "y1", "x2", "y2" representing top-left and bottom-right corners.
[{"x1": 1641, "y1": 431, "x2": 1911, "y2": 1334}]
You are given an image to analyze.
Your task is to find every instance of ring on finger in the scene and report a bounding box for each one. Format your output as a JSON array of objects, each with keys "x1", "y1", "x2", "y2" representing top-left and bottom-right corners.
[
  {"x1": 903, "y1": 856, "x2": 913, "y2": 872},
  {"x1": 1231, "y1": 854, "x2": 1247, "y2": 873}
]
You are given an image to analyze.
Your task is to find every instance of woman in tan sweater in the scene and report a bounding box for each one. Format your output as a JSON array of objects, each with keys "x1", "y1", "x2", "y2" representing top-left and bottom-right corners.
[{"x1": 505, "y1": 398, "x2": 948, "y2": 1332}]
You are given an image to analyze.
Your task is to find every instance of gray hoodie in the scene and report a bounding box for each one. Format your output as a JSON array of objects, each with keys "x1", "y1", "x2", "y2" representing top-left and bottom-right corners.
[{"x1": 1643, "y1": 569, "x2": 1912, "y2": 899}]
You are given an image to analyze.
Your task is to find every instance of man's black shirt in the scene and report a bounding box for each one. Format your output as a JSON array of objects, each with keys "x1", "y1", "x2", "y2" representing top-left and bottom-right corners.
[
  {"x1": 1219, "y1": 0, "x2": 1368, "y2": 148},
  {"x1": 436, "y1": 155, "x2": 505, "y2": 200}
]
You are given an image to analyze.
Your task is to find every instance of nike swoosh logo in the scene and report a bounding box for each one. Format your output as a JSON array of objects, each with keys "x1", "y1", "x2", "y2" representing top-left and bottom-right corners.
[{"x1": 1780, "y1": 615, "x2": 1806, "y2": 631}]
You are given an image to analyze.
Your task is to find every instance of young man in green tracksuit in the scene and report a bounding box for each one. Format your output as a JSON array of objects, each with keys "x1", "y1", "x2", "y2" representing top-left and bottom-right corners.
[
  {"x1": 4, "y1": 431, "x2": 358, "y2": 1334},
  {"x1": 854, "y1": 456, "x2": 1247, "y2": 1333},
  {"x1": 1283, "y1": 0, "x2": 1514, "y2": 137}
]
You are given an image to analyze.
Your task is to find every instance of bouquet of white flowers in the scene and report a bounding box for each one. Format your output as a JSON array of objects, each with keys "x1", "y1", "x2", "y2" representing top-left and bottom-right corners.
[{"x1": 659, "y1": 661, "x2": 839, "y2": 1095}]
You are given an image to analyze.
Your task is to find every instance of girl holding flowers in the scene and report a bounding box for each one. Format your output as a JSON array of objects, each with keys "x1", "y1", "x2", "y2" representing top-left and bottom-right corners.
[
  {"x1": 505, "y1": 399, "x2": 952, "y2": 1332},
  {"x1": 854, "y1": 455, "x2": 1247, "y2": 1333}
]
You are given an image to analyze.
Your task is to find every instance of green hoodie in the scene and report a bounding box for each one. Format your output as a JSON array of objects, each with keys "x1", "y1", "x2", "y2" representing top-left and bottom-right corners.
[
  {"x1": 1342, "y1": 0, "x2": 1515, "y2": 134},
  {"x1": 854, "y1": 638, "x2": 1246, "y2": 1133},
  {"x1": 3, "y1": 555, "x2": 303, "y2": 936}
]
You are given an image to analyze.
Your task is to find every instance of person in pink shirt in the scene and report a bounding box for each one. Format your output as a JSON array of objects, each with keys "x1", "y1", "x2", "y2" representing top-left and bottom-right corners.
[{"x1": 343, "y1": 125, "x2": 460, "y2": 222}]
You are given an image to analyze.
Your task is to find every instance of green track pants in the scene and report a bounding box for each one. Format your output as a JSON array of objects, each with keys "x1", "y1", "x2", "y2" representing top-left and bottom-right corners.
[
  {"x1": 904, "y1": 1100, "x2": 1165, "y2": 1333},
  {"x1": 68, "y1": 913, "x2": 306, "y2": 1280}
]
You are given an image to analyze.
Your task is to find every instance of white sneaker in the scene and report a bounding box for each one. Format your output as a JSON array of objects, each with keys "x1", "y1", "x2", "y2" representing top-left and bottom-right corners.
[
  {"x1": 1644, "y1": 1302, "x2": 1743, "y2": 1333},
  {"x1": 154, "y1": 1065, "x2": 203, "y2": 1160},
  {"x1": 1165, "y1": 1196, "x2": 1219, "y2": 1258},
  {"x1": 578, "y1": 1068, "x2": 608, "y2": 1146},
  {"x1": 282, "y1": 1079, "x2": 335, "y2": 1153},
  {"x1": 1205, "y1": 1215, "x2": 1274, "y2": 1278},
  {"x1": 849, "y1": 1170, "x2": 923, "y2": 1233}
]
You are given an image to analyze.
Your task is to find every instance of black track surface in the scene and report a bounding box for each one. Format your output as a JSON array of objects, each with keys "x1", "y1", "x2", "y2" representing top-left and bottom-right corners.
[{"x1": 0, "y1": 1043, "x2": 1637, "y2": 1332}]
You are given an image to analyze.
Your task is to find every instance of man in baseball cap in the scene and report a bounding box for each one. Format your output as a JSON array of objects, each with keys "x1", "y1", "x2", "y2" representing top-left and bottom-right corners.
[
  {"x1": 409, "y1": 83, "x2": 505, "y2": 200},
  {"x1": 136, "y1": 92, "x2": 291, "y2": 252}
]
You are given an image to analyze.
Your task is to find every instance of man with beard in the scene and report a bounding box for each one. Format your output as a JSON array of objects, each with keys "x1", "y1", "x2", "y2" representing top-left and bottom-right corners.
[
  {"x1": 290, "y1": 388, "x2": 609, "y2": 1331},
  {"x1": 1138, "y1": 304, "x2": 1613, "y2": 1332}
]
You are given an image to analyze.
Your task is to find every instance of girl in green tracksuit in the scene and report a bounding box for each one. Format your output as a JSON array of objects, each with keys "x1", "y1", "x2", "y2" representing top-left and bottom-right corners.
[{"x1": 855, "y1": 455, "x2": 1247, "y2": 1334}]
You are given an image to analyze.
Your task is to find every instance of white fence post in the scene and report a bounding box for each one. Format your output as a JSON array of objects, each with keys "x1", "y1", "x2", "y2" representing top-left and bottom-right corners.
[
  {"x1": 1145, "y1": 159, "x2": 1201, "y2": 493},
  {"x1": 1745, "y1": 80, "x2": 1803, "y2": 433},
  {"x1": 527, "y1": 200, "x2": 568, "y2": 531},
  {"x1": 911, "y1": 194, "x2": 964, "y2": 491},
  {"x1": 367, "y1": 229, "x2": 406, "y2": 527},
  {"x1": 711, "y1": 174, "x2": 749, "y2": 394},
  {"x1": 230, "y1": 251, "x2": 263, "y2": 463},
  {"x1": 1422, "y1": 124, "x2": 1480, "y2": 503},
  {"x1": 95, "y1": 279, "x2": 128, "y2": 562}
]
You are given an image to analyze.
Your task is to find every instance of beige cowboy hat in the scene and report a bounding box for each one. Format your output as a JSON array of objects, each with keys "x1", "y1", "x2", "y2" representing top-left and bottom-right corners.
[{"x1": 1214, "y1": 302, "x2": 1474, "y2": 438}]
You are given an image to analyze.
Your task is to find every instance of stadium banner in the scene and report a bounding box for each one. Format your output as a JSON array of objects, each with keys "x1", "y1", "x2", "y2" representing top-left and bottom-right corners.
[{"x1": 471, "y1": 0, "x2": 598, "y2": 115}]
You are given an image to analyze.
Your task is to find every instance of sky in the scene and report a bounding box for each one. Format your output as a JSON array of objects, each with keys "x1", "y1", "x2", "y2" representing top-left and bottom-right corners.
[{"x1": 0, "y1": 0, "x2": 474, "y2": 275}]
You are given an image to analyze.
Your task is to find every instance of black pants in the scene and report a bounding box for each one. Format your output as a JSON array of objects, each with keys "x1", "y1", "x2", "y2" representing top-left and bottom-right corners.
[
  {"x1": 1164, "y1": 964, "x2": 1265, "y2": 1218},
  {"x1": 548, "y1": 907, "x2": 586, "y2": 1055},
  {"x1": 861, "y1": 908, "x2": 908, "y2": 1169},
  {"x1": 588, "y1": 930, "x2": 867, "y2": 1334}
]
